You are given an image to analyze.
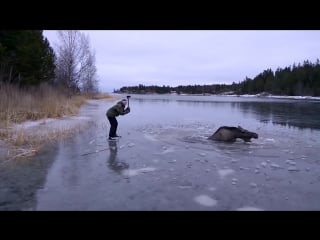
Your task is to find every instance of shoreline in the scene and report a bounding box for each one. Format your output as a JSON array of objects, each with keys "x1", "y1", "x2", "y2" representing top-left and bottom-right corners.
[
  {"x1": 0, "y1": 97, "x2": 117, "y2": 163},
  {"x1": 117, "y1": 92, "x2": 320, "y2": 101}
]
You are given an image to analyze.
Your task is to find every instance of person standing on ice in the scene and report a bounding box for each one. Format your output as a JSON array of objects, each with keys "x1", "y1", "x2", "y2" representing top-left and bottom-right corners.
[{"x1": 106, "y1": 99, "x2": 130, "y2": 140}]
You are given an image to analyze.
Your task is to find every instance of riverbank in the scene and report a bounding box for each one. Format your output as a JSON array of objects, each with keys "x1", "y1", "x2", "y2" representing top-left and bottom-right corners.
[
  {"x1": 119, "y1": 92, "x2": 320, "y2": 101},
  {"x1": 0, "y1": 93, "x2": 118, "y2": 162}
]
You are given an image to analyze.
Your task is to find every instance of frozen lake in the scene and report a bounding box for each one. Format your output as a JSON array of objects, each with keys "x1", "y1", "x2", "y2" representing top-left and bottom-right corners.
[{"x1": 1, "y1": 94, "x2": 320, "y2": 210}]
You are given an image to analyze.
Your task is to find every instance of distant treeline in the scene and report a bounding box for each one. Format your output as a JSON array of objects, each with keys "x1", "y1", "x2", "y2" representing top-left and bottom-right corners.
[{"x1": 117, "y1": 59, "x2": 320, "y2": 96}]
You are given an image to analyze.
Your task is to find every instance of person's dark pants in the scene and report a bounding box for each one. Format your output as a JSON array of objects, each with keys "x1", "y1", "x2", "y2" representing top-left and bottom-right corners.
[{"x1": 107, "y1": 117, "x2": 118, "y2": 137}]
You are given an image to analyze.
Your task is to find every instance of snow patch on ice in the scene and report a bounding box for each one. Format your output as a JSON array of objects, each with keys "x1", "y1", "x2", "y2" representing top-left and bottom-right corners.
[
  {"x1": 236, "y1": 206, "x2": 263, "y2": 211},
  {"x1": 144, "y1": 134, "x2": 158, "y2": 142},
  {"x1": 198, "y1": 152, "x2": 206, "y2": 157},
  {"x1": 194, "y1": 195, "x2": 217, "y2": 207},
  {"x1": 122, "y1": 167, "x2": 156, "y2": 177},
  {"x1": 265, "y1": 138, "x2": 275, "y2": 142},
  {"x1": 160, "y1": 147, "x2": 175, "y2": 154},
  {"x1": 218, "y1": 169, "x2": 235, "y2": 178},
  {"x1": 18, "y1": 118, "x2": 56, "y2": 128}
]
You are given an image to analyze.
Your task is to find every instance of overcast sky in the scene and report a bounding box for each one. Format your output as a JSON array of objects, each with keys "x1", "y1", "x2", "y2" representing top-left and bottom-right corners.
[{"x1": 43, "y1": 30, "x2": 320, "y2": 93}]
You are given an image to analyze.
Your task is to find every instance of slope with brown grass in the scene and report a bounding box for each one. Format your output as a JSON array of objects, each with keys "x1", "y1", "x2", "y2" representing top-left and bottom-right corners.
[{"x1": 0, "y1": 83, "x2": 114, "y2": 161}]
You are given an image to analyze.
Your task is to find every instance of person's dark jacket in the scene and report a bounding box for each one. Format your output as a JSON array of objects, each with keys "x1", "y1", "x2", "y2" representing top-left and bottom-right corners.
[{"x1": 106, "y1": 101, "x2": 130, "y2": 118}]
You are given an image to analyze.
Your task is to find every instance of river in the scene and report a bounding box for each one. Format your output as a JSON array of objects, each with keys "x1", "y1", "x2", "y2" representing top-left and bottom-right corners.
[{"x1": 1, "y1": 94, "x2": 320, "y2": 210}]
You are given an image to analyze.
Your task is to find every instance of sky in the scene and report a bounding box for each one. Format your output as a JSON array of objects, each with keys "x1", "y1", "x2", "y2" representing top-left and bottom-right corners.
[{"x1": 43, "y1": 30, "x2": 320, "y2": 93}]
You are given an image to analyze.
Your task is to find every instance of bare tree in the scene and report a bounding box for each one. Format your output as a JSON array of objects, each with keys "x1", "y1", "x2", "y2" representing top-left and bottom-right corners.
[
  {"x1": 55, "y1": 30, "x2": 99, "y2": 94},
  {"x1": 78, "y1": 34, "x2": 99, "y2": 93}
]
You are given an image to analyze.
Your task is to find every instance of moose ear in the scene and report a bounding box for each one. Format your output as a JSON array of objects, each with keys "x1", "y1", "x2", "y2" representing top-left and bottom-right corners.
[{"x1": 238, "y1": 126, "x2": 246, "y2": 132}]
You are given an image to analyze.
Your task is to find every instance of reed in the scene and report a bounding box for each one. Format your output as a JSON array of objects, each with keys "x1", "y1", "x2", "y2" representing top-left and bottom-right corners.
[{"x1": 0, "y1": 82, "x2": 112, "y2": 160}]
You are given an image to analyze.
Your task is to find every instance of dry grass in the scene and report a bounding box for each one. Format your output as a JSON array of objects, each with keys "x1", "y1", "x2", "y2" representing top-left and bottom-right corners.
[
  {"x1": 0, "y1": 83, "x2": 113, "y2": 125},
  {"x1": 0, "y1": 83, "x2": 90, "y2": 124},
  {"x1": 0, "y1": 127, "x2": 41, "y2": 161},
  {"x1": 85, "y1": 92, "x2": 112, "y2": 100},
  {"x1": 1, "y1": 117, "x2": 94, "y2": 161},
  {"x1": 0, "y1": 83, "x2": 113, "y2": 161}
]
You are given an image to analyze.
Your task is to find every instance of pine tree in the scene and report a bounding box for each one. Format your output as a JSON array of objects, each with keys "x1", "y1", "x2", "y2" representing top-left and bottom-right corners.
[{"x1": 0, "y1": 30, "x2": 56, "y2": 85}]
